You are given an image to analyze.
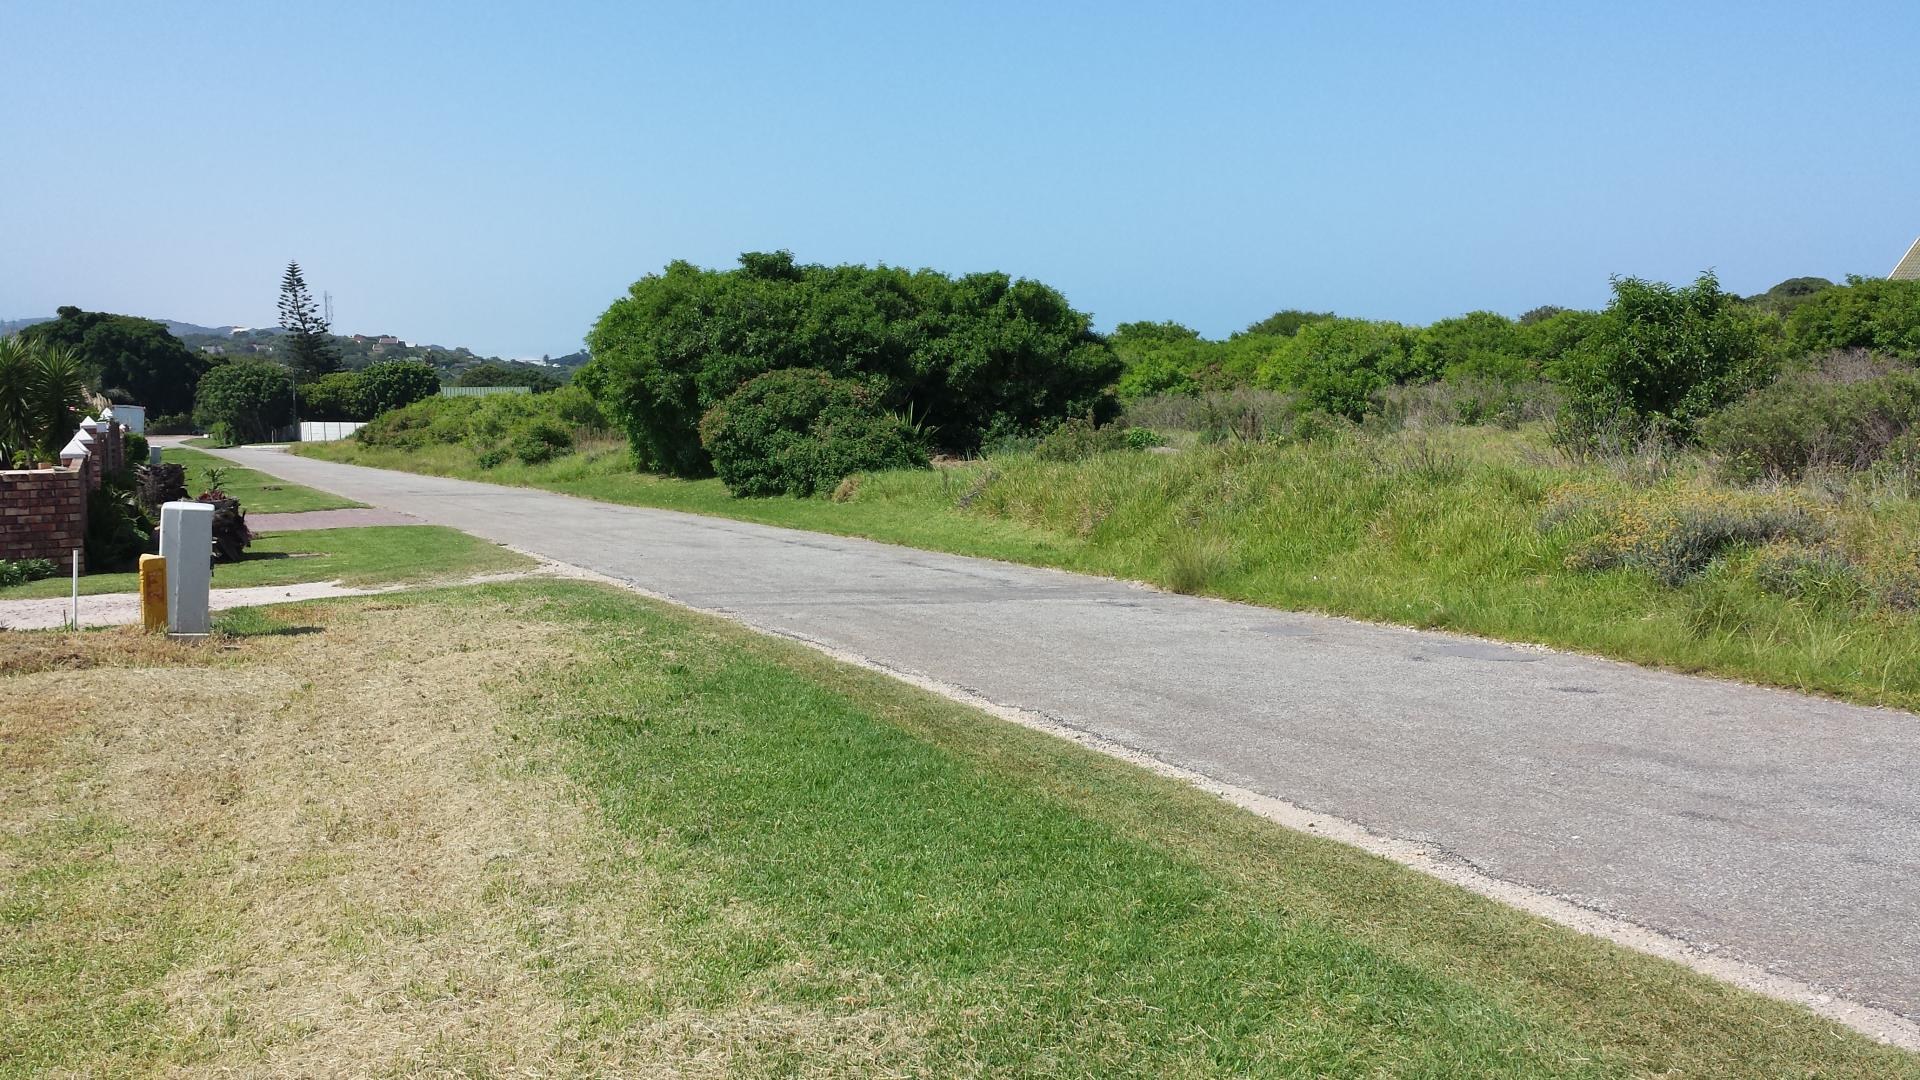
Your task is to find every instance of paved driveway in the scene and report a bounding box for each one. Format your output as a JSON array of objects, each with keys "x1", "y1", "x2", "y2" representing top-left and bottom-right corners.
[{"x1": 210, "y1": 445, "x2": 1920, "y2": 1027}]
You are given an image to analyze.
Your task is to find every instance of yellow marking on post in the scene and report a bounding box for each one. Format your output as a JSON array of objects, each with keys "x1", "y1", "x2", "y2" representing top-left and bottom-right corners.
[{"x1": 140, "y1": 554, "x2": 168, "y2": 633}]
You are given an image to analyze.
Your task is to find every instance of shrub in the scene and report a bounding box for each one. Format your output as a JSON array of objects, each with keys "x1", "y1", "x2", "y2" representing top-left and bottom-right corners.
[
  {"x1": 1784, "y1": 276, "x2": 1920, "y2": 359},
  {"x1": 299, "y1": 371, "x2": 370, "y2": 420},
  {"x1": 511, "y1": 419, "x2": 573, "y2": 464},
  {"x1": 1255, "y1": 319, "x2": 1427, "y2": 420},
  {"x1": 1412, "y1": 311, "x2": 1531, "y2": 383},
  {"x1": 1553, "y1": 273, "x2": 1775, "y2": 451},
  {"x1": 145, "y1": 412, "x2": 194, "y2": 436},
  {"x1": 85, "y1": 483, "x2": 152, "y2": 571},
  {"x1": 1752, "y1": 544, "x2": 1867, "y2": 606},
  {"x1": 698, "y1": 368, "x2": 930, "y2": 497},
  {"x1": 354, "y1": 385, "x2": 607, "y2": 453},
  {"x1": 476, "y1": 446, "x2": 508, "y2": 470},
  {"x1": 1033, "y1": 418, "x2": 1147, "y2": 462},
  {"x1": 121, "y1": 431, "x2": 149, "y2": 466},
  {"x1": 1701, "y1": 360, "x2": 1920, "y2": 481},
  {"x1": 0, "y1": 336, "x2": 89, "y2": 468},
  {"x1": 194, "y1": 360, "x2": 295, "y2": 444},
  {"x1": 0, "y1": 558, "x2": 57, "y2": 588},
  {"x1": 585, "y1": 252, "x2": 1119, "y2": 475},
  {"x1": 1124, "y1": 388, "x2": 1293, "y2": 442},
  {"x1": 1373, "y1": 379, "x2": 1561, "y2": 431},
  {"x1": 1551, "y1": 486, "x2": 1830, "y2": 586},
  {"x1": 358, "y1": 360, "x2": 441, "y2": 416},
  {"x1": 136, "y1": 462, "x2": 188, "y2": 514}
]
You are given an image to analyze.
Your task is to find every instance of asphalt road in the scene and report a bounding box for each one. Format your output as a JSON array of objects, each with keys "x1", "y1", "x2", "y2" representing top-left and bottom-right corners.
[{"x1": 216, "y1": 445, "x2": 1920, "y2": 1024}]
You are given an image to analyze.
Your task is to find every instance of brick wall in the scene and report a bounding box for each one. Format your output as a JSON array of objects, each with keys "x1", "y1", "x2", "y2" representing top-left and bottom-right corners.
[{"x1": 0, "y1": 467, "x2": 88, "y2": 569}]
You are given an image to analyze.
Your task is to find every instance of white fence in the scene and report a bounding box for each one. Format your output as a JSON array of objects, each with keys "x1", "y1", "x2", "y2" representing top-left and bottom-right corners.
[{"x1": 298, "y1": 421, "x2": 365, "y2": 442}]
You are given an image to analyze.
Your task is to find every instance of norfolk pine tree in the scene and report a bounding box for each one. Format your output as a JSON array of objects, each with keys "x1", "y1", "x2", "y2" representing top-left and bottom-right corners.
[{"x1": 279, "y1": 261, "x2": 341, "y2": 381}]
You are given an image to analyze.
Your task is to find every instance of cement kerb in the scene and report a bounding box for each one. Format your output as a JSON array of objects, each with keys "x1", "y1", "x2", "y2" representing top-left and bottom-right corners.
[{"x1": 497, "y1": 545, "x2": 1920, "y2": 1053}]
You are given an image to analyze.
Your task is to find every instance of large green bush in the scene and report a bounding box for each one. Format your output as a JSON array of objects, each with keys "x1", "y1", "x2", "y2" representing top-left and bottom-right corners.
[
  {"x1": 354, "y1": 385, "x2": 607, "y2": 452},
  {"x1": 1553, "y1": 272, "x2": 1775, "y2": 450},
  {"x1": 298, "y1": 371, "x2": 370, "y2": 420},
  {"x1": 358, "y1": 360, "x2": 441, "y2": 415},
  {"x1": 697, "y1": 368, "x2": 929, "y2": 497},
  {"x1": 1412, "y1": 311, "x2": 1530, "y2": 383},
  {"x1": 193, "y1": 359, "x2": 295, "y2": 444},
  {"x1": 1701, "y1": 361, "x2": 1920, "y2": 480},
  {"x1": 511, "y1": 418, "x2": 573, "y2": 464},
  {"x1": 584, "y1": 252, "x2": 1119, "y2": 475},
  {"x1": 1255, "y1": 319, "x2": 1427, "y2": 419},
  {"x1": 1783, "y1": 276, "x2": 1920, "y2": 359}
]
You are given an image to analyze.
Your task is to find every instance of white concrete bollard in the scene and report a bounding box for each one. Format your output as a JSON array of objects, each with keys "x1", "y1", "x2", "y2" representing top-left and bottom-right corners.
[
  {"x1": 149, "y1": 445, "x2": 163, "y2": 467},
  {"x1": 159, "y1": 501, "x2": 213, "y2": 636}
]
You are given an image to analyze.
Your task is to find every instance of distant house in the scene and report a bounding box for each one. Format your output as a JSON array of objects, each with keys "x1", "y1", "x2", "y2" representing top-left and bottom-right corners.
[
  {"x1": 201, "y1": 344, "x2": 225, "y2": 355},
  {"x1": 1894, "y1": 237, "x2": 1920, "y2": 281},
  {"x1": 377, "y1": 335, "x2": 401, "y2": 346}
]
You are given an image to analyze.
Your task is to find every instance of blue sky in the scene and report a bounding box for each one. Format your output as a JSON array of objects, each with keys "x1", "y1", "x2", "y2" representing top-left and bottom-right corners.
[{"x1": 3, "y1": 2, "x2": 1916, "y2": 359}]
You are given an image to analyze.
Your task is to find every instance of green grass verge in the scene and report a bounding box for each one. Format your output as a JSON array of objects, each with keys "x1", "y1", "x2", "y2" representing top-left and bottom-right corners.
[
  {"x1": 165, "y1": 445, "x2": 363, "y2": 513},
  {"x1": 0, "y1": 525, "x2": 530, "y2": 598},
  {"x1": 450, "y1": 581, "x2": 1920, "y2": 1074},
  {"x1": 296, "y1": 433, "x2": 1920, "y2": 712},
  {"x1": 7, "y1": 579, "x2": 1913, "y2": 1075}
]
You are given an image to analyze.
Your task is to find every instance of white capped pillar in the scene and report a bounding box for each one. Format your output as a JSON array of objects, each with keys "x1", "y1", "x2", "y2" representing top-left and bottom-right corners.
[{"x1": 159, "y1": 501, "x2": 213, "y2": 636}]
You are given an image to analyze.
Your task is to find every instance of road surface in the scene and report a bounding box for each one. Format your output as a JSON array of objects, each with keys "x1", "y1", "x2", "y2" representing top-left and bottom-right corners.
[{"x1": 213, "y1": 445, "x2": 1920, "y2": 1032}]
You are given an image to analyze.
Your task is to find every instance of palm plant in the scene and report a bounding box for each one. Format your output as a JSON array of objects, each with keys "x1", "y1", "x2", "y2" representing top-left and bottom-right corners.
[{"x1": 0, "y1": 336, "x2": 90, "y2": 468}]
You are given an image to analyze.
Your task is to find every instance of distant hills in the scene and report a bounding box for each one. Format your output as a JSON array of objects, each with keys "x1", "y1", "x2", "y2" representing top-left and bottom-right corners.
[{"x1": 2, "y1": 313, "x2": 582, "y2": 369}]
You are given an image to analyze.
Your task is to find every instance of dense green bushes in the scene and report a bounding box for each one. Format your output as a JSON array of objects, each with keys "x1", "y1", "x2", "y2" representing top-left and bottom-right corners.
[
  {"x1": 0, "y1": 558, "x2": 57, "y2": 588},
  {"x1": 1551, "y1": 273, "x2": 1775, "y2": 452},
  {"x1": 358, "y1": 360, "x2": 441, "y2": 415},
  {"x1": 1254, "y1": 319, "x2": 1428, "y2": 418},
  {"x1": 1701, "y1": 359, "x2": 1920, "y2": 480},
  {"x1": 354, "y1": 385, "x2": 609, "y2": 469},
  {"x1": 584, "y1": 252, "x2": 1119, "y2": 475},
  {"x1": 1784, "y1": 277, "x2": 1920, "y2": 358},
  {"x1": 697, "y1": 369, "x2": 929, "y2": 496},
  {"x1": 295, "y1": 361, "x2": 438, "y2": 420},
  {"x1": 298, "y1": 371, "x2": 369, "y2": 420},
  {"x1": 194, "y1": 360, "x2": 295, "y2": 444}
]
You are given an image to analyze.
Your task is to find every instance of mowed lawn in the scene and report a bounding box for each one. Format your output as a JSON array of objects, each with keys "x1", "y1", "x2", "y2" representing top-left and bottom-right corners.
[
  {"x1": 164, "y1": 445, "x2": 363, "y2": 513},
  {"x1": 0, "y1": 525, "x2": 530, "y2": 599},
  {"x1": 3, "y1": 580, "x2": 1912, "y2": 1077}
]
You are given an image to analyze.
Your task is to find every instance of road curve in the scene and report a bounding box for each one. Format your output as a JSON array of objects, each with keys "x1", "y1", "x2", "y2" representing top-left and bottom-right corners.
[{"x1": 213, "y1": 445, "x2": 1920, "y2": 1026}]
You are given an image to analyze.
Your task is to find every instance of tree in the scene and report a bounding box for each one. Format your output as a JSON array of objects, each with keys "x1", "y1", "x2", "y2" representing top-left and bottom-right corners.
[
  {"x1": 1555, "y1": 272, "x2": 1775, "y2": 447},
  {"x1": 195, "y1": 359, "x2": 295, "y2": 444},
  {"x1": 358, "y1": 360, "x2": 441, "y2": 415},
  {"x1": 1239, "y1": 309, "x2": 1335, "y2": 338},
  {"x1": 17, "y1": 307, "x2": 209, "y2": 415},
  {"x1": 0, "y1": 336, "x2": 89, "y2": 468},
  {"x1": 585, "y1": 252, "x2": 1119, "y2": 475},
  {"x1": 279, "y1": 262, "x2": 341, "y2": 381}
]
